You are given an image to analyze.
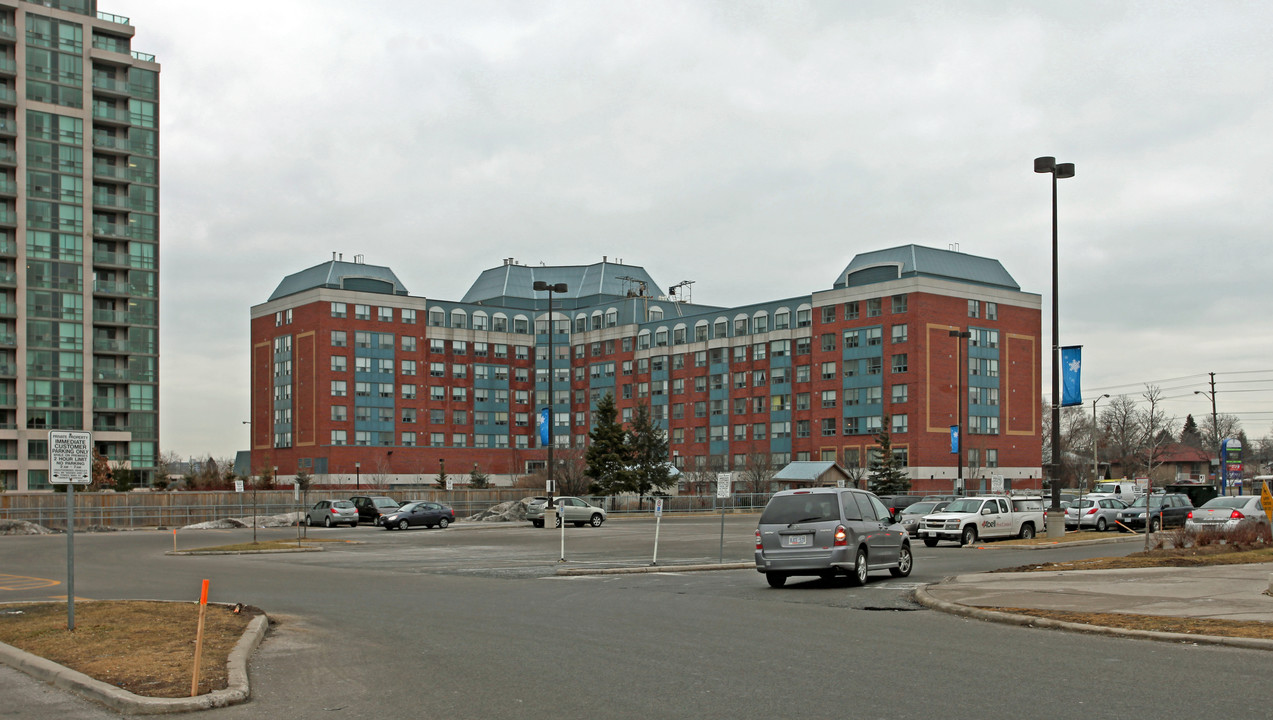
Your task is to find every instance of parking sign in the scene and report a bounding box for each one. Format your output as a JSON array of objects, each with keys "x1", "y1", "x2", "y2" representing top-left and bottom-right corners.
[{"x1": 49, "y1": 431, "x2": 92, "y2": 485}]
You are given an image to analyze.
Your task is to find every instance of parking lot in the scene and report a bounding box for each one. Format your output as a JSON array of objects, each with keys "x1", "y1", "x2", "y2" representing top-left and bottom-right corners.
[{"x1": 3, "y1": 516, "x2": 1270, "y2": 720}]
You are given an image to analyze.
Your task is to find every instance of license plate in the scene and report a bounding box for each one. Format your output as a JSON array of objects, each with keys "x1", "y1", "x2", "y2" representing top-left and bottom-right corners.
[{"x1": 785, "y1": 535, "x2": 810, "y2": 547}]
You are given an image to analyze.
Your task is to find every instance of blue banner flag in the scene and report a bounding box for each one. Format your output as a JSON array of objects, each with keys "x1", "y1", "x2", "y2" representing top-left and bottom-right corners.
[
  {"x1": 1060, "y1": 345, "x2": 1083, "y2": 407},
  {"x1": 950, "y1": 425, "x2": 960, "y2": 454},
  {"x1": 539, "y1": 408, "x2": 551, "y2": 447}
]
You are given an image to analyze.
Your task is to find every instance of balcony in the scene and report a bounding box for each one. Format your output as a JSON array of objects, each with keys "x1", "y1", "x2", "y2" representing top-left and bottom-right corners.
[
  {"x1": 93, "y1": 337, "x2": 129, "y2": 354},
  {"x1": 92, "y1": 397, "x2": 129, "y2": 410},
  {"x1": 0, "y1": 238, "x2": 13, "y2": 256},
  {"x1": 0, "y1": 178, "x2": 15, "y2": 196},
  {"x1": 0, "y1": 271, "x2": 15, "y2": 287},
  {"x1": 92, "y1": 250, "x2": 130, "y2": 267},
  {"x1": 92, "y1": 163, "x2": 130, "y2": 181},
  {"x1": 92, "y1": 309, "x2": 130, "y2": 325},
  {"x1": 91, "y1": 76, "x2": 130, "y2": 97},
  {"x1": 91, "y1": 105, "x2": 130, "y2": 125},
  {"x1": 0, "y1": 147, "x2": 14, "y2": 166},
  {"x1": 92, "y1": 192, "x2": 130, "y2": 211},
  {"x1": 0, "y1": 333, "x2": 14, "y2": 347},
  {"x1": 0, "y1": 25, "x2": 16, "y2": 42},
  {"x1": 91, "y1": 133, "x2": 130, "y2": 154},
  {"x1": 0, "y1": 364, "x2": 17, "y2": 377},
  {"x1": 93, "y1": 222, "x2": 134, "y2": 240},
  {"x1": 0, "y1": 87, "x2": 13, "y2": 106}
]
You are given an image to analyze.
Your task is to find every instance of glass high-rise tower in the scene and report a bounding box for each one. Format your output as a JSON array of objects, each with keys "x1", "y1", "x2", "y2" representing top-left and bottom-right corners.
[{"x1": 0, "y1": 1, "x2": 159, "y2": 490}]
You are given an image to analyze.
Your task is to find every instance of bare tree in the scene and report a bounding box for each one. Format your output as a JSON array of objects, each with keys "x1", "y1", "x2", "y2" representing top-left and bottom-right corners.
[
  {"x1": 552, "y1": 447, "x2": 593, "y2": 496},
  {"x1": 1139, "y1": 385, "x2": 1176, "y2": 486},
  {"x1": 738, "y1": 451, "x2": 774, "y2": 494},
  {"x1": 1101, "y1": 394, "x2": 1143, "y2": 477}
]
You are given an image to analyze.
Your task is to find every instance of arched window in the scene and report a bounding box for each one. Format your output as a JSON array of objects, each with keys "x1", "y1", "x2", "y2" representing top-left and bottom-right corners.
[
  {"x1": 492, "y1": 313, "x2": 508, "y2": 332},
  {"x1": 472, "y1": 311, "x2": 489, "y2": 331},
  {"x1": 604, "y1": 308, "x2": 618, "y2": 327},
  {"x1": 695, "y1": 320, "x2": 709, "y2": 342},
  {"x1": 450, "y1": 309, "x2": 467, "y2": 329},
  {"x1": 774, "y1": 308, "x2": 790, "y2": 330}
]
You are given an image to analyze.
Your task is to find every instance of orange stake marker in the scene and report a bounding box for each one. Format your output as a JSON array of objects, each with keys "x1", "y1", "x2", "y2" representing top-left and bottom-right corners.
[{"x1": 190, "y1": 579, "x2": 209, "y2": 697}]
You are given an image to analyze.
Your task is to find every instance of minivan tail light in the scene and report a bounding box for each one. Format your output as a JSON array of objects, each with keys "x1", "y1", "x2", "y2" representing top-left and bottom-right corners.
[
  {"x1": 755, "y1": 530, "x2": 762, "y2": 550},
  {"x1": 833, "y1": 525, "x2": 847, "y2": 546}
]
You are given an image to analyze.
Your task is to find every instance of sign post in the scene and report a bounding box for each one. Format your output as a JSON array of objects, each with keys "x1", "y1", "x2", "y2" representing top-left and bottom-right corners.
[
  {"x1": 716, "y1": 472, "x2": 731, "y2": 564},
  {"x1": 49, "y1": 430, "x2": 92, "y2": 631},
  {"x1": 1261, "y1": 481, "x2": 1273, "y2": 528},
  {"x1": 651, "y1": 498, "x2": 663, "y2": 566}
]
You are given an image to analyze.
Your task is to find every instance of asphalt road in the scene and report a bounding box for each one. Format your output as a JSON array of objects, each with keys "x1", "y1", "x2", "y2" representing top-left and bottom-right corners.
[{"x1": 1, "y1": 516, "x2": 1268, "y2": 719}]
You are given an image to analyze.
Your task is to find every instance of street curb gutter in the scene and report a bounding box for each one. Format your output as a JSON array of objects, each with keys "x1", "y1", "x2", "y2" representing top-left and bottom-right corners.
[
  {"x1": 0, "y1": 604, "x2": 268, "y2": 714},
  {"x1": 557, "y1": 562, "x2": 753, "y2": 576},
  {"x1": 912, "y1": 581, "x2": 1273, "y2": 652}
]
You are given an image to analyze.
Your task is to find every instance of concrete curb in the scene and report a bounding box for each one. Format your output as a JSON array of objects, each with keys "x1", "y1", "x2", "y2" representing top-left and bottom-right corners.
[
  {"x1": 0, "y1": 603, "x2": 268, "y2": 714},
  {"x1": 972, "y1": 534, "x2": 1144, "y2": 550},
  {"x1": 557, "y1": 562, "x2": 754, "y2": 576},
  {"x1": 913, "y1": 580, "x2": 1273, "y2": 651},
  {"x1": 166, "y1": 548, "x2": 322, "y2": 556}
]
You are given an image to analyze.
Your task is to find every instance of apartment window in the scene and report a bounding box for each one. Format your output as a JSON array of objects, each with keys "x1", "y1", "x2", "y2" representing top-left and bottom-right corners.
[
  {"x1": 453, "y1": 340, "x2": 467, "y2": 355},
  {"x1": 402, "y1": 408, "x2": 417, "y2": 423},
  {"x1": 774, "y1": 310, "x2": 789, "y2": 330},
  {"x1": 892, "y1": 294, "x2": 908, "y2": 313},
  {"x1": 331, "y1": 330, "x2": 346, "y2": 347},
  {"x1": 430, "y1": 386, "x2": 445, "y2": 401},
  {"x1": 452, "y1": 364, "x2": 467, "y2": 379},
  {"x1": 795, "y1": 392, "x2": 811, "y2": 411},
  {"x1": 754, "y1": 423, "x2": 767, "y2": 440},
  {"x1": 694, "y1": 402, "x2": 707, "y2": 418},
  {"x1": 795, "y1": 365, "x2": 810, "y2": 383},
  {"x1": 866, "y1": 386, "x2": 882, "y2": 405},
  {"x1": 892, "y1": 354, "x2": 908, "y2": 373},
  {"x1": 866, "y1": 328, "x2": 882, "y2": 346},
  {"x1": 734, "y1": 317, "x2": 747, "y2": 336},
  {"x1": 331, "y1": 406, "x2": 347, "y2": 422},
  {"x1": 330, "y1": 380, "x2": 347, "y2": 397},
  {"x1": 795, "y1": 420, "x2": 810, "y2": 438},
  {"x1": 430, "y1": 433, "x2": 445, "y2": 447},
  {"x1": 892, "y1": 384, "x2": 908, "y2": 404},
  {"x1": 474, "y1": 342, "x2": 488, "y2": 357},
  {"x1": 796, "y1": 308, "x2": 811, "y2": 328},
  {"x1": 429, "y1": 308, "x2": 444, "y2": 326},
  {"x1": 378, "y1": 307, "x2": 393, "y2": 322},
  {"x1": 968, "y1": 299, "x2": 979, "y2": 318},
  {"x1": 771, "y1": 421, "x2": 791, "y2": 439},
  {"x1": 892, "y1": 414, "x2": 908, "y2": 434},
  {"x1": 866, "y1": 298, "x2": 882, "y2": 317},
  {"x1": 431, "y1": 409, "x2": 445, "y2": 424},
  {"x1": 821, "y1": 418, "x2": 837, "y2": 437},
  {"x1": 844, "y1": 388, "x2": 860, "y2": 406},
  {"x1": 821, "y1": 306, "x2": 836, "y2": 323},
  {"x1": 355, "y1": 304, "x2": 371, "y2": 320},
  {"x1": 866, "y1": 358, "x2": 882, "y2": 375},
  {"x1": 330, "y1": 430, "x2": 347, "y2": 446},
  {"x1": 843, "y1": 330, "x2": 860, "y2": 349},
  {"x1": 821, "y1": 333, "x2": 836, "y2": 352},
  {"x1": 820, "y1": 361, "x2": 836, "y2": 380},
  {"x1": 821, "y1": 390, "x2": 836, "y2": 408},
  {"x1": 843, "y1": 417, "x2": 860, "y2": 435},
  {"x1": 401, "y1": 336, "x2": 416, "y2": 352},
  {"x1": 986, "y1": 449, "x2": 998, "y2": 468},
  {"x1": 330, "y1": 356, "x2": 346, "y2": 372},
  {"x1": 401, "y1": 360, "x2": 417, "y2": 376},
  {"x1": 891, "y1": 324, "x2": 908, "y2": 343},
  {"x1": 402, "y1": 384, "x2": 417, "y2": 399},
  {"x1": 402, "y1": 308, "x2": 416, "y2": 324},
  {"x1": 733, "y1": 346, "x2": 746, "y2": 363},
  {"x1": 986, "y1": 302, "x2": 998, "y2": 321},
  {"x1": 330, "y1": 302, "x2": 346, "y2": 319},
  {"x1": 844, "y1": 301, "x2": 859, "y2": 320}
]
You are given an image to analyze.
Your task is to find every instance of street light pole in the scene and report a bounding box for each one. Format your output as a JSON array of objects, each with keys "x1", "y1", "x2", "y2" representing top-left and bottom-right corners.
[
  {"x1": 949, "y1": 329, "x2": 971, "y2": 495},
  {"x1": 355, "y1": 462, "x2": 360, "y2": 491},
  {"x1": 533, "y1": 280, "x2": 568, "y2": 509},
  {"x1": 1035, "y1": 156, "x2": 1075, "y2": 512},
  {"x1": 1091, "y1": 394, "x2": 1110, "y2": 489}
]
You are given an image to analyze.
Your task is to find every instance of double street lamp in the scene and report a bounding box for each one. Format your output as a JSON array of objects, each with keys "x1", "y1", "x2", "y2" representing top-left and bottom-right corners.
[
  {"x1": 1091, "y1": 394, "x2": 1110, "y2": 488},
  {"x1": 949, "y1": 329, "x2": 971, "y2": 495},
  {"x1": 1195, "y1": 374, "x2": 1219, "y2": 483},
  {"x1": 1035, "y1": 156, "x2": 1075, "y2": 511},
  {"x1": 533, "y1": 280, "x2": 568, "y2": 508}
]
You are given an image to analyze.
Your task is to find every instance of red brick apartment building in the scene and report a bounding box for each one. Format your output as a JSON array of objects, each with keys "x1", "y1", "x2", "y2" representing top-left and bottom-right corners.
[{"x1": 249, "y1": 245, "x2": 1043, "y2": 493}]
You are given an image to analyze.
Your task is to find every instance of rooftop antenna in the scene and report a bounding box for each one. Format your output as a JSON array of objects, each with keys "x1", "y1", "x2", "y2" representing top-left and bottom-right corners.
[
  {"x1": 617, "y1": 275, "x2": 650, "y2": 321},
  {"x1": 668, "y1": 280, "x2": 695, "y2": 304}
]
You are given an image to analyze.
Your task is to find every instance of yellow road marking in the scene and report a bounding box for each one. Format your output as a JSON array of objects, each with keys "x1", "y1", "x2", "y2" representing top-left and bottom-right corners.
[{"x1": 0, "y1": 574, "x2": 61, "y2": 591}]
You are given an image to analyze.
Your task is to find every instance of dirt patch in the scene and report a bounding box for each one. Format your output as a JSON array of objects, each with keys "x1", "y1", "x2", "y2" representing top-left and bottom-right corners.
[
  {"x1": 993, "y1": 607, "x2": 1273, "y2": 640},
  {"x1": 993, "y1": 544, "x2": 1273, "y2": 573},
  {"x1": 182, "y1": 538, "x2": 348, "y2": 553},
  {"x1": 0, "y1": 601, "x2": 257, "y2": 698}
]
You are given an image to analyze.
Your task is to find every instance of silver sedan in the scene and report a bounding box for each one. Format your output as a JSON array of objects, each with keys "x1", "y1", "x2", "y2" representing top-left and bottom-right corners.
[
  {"x1": 1064, "y1": 497, "x2": 1126, "y2": 532},
  {"x1": 1186, "y1": 496, "x2": 1269, "y2": 534},
  {"x1": 305, "y1": 499, "x2": 359, "y2": 528}
]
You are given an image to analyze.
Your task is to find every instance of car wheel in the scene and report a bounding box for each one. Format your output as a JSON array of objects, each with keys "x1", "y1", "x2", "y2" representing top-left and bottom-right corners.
[
  {"x1": 304, "y1": 516, "x2": 312, "y2": 527},
  {"x1": 960, "y1": 525, "x2": 977, "y2": 547},
  {"x1": 849, "y1": 547, "x2": 869, "y2": 586},
  {"x1": 1018, "y1": 523, "x2": 1035, "y2": 540},
  {"x1": 765, "y1": 573, "x2": 788, "y2": 588},
  {"x1": 1149, "y1": 517, "x2": 1161, "y2": 533},
  {"x1": 590, "y1": 513, "x2": 604, "y2": 528},
  {"x1": 1096, "y1": 517, "x2": 1107, "y2": 532},
  {"x1": 923, "y1": 537, "x2": 938, "y2": 548},
  {"x1": 438, "y1": 518, "x2": 449, "y2": 529},
  {"x1": 324, "y1": 516, "x2": 332, "y2": 528},
  {"x1": 532, "y1": 520, "x2": 543, "y2": 528},
  {"x1": 350, "y1": 520, "x2": 358, "y2": 528},
  {"x1": 398, "y1": 519, "x2": 409, "y2": 531},
  {"x1": 554, "y1": 516, "x2": 562, "y2": 528},
  {"x1": 890, "y1": 544, "x2": 913, "y2": 578}
]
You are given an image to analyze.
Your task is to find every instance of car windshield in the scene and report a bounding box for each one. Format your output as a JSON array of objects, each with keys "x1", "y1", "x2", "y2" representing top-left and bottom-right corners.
[
  {"x1": 759, "y1": 494, "x2": 839, "y2": 524},
  {"x1": 1127, "y1": 496, "x2": 1164, "y2": 509},
  {"x1": 1200, "y1": 497, "x2": 1250, "y2": 509},
  {"x1": 902, "y1": 502, "x2": 937, "y2": 516},
  {"x1": 1075, "y1": 499, "x2": 1097, "y2": 509},
  {"x1": 373, "y1": 498, "x2": 398, "y2": 508},
  {"x1": 943, "y1": 499, "x2": 982, "y2": 514}
]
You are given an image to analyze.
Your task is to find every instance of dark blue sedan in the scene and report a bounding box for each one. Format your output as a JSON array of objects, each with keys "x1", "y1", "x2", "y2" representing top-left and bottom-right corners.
[{"x1": 382, "y1": 502, "x2": 455, "y2": 530}]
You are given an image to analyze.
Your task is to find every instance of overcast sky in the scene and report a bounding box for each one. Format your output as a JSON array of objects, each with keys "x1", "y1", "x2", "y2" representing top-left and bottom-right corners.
[{"x1": 105, "y1": 0, "x2": 1273, "y2": 460}]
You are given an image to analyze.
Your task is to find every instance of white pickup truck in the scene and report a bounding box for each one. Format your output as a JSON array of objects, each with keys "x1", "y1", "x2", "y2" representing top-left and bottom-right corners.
[{"x1": 918, "y1": 495, "x2": 1047, "y2": 547}]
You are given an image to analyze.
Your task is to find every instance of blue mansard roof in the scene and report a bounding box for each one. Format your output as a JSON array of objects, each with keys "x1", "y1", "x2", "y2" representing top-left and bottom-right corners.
[
  {"x1": 834, "y1": 245, "x2": 1020, "y2": 291},
  {"x1": 268, "y1": 260, "x2": 410, "y2": 301}
]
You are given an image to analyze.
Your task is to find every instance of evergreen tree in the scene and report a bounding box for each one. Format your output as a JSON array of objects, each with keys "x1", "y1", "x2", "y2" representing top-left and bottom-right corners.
[
  {"x1": 628, "y1": 402, "x2": 672, "y2": 507},
  {"x1": 868, "y1": 416, "x2": 911, "y2": 495},
  {"x1": 586, "y1": 392, "x2": 631, "y2": 495},
  {"x1": 1180, "y1": 414, "x2": 1202, "y2": 448},
  {"x1": 469, "y1": 464, "x2": 490, "y2": 489},
  {"x1": 435, "y1": 459, "x2": 449, "y2": 489}
]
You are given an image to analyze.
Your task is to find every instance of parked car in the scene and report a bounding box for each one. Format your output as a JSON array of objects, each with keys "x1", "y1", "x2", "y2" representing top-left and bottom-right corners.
[
  {"x1": 898, "y1": 500, "x2": 951, "y2": 537},
  {"x1": 754, "y1": 488, "x2": 912, "y2": 588},
  {"x1": 382, "y1": 501, "x2": 455, "y2": 530},
  {"x1": 1065, "y1": 496, "x2": 1127, "y2": 532},
  {"x1": 1117, "y1": 493, "x2": 1193, "y2": 532},
  {"x1": 526, "y1": 496, "x2": 607, "y2": 528},
  {"x1": 350, "y1": 495, "x2": 402, "y2": 526},
  {"x1": 1186, "y1": 496, "x2": 1270, "y2": 534},
  {"x1": 875, "y1": 495, "x2": 927, "y2": 516},
  {"x1": 306, "y1": 499, "x2": 359, "y2": 528}
]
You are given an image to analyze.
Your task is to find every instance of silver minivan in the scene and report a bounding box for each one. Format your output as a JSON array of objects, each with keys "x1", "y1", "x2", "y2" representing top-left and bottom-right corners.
[{"x1": 754, "y1": 488, "x2": 912, "y2": 588}]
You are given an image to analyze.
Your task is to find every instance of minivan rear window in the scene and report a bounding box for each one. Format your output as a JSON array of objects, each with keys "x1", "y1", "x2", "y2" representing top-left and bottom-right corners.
[{"x1": 760, "y1": 494, "x2": 840, "y2": 525}]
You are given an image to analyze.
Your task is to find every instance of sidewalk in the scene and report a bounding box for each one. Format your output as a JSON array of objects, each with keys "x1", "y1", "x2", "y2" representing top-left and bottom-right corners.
[{"x1": 915, "y1": 563, "x2": 1273, "y2": 650}]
